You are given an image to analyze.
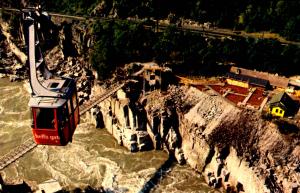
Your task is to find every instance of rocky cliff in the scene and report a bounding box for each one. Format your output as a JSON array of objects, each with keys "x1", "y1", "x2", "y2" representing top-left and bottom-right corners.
[
  {"x1": 92, "y1": 84, "x2": 299, "y2": 193},
  {"x1": 157, "y1": 86, "x2": 299, "y2": 193}
]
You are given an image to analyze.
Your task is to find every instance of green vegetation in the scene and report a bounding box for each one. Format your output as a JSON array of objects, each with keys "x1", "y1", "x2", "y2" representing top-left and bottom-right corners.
[
  {"x1": 3, "y1": 1, "x2": 300, "y2": 80},
  {"x1": 90, "y1": 20, "x2": 300, "y2": 80},
  {"x1": 4, "y1": 0, "x2": 300, "y2": 41},
  {"x1": 44, "y1": 0, "x2": 102, "y2": 16},
  {"x1": 90, "y1": 20, "x2": 155, "y2": 79},
  {"x1": 110, "y1": 0, "x2": 300, "y2": 41},
  {"x1": 90, "y1": 21, "x2": 213, "y2": 79}
]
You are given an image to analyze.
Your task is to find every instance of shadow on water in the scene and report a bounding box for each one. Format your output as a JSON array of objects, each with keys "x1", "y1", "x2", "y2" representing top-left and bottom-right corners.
[{"x1": 138, "y1": 154, "x2": 175, "y2": 193}]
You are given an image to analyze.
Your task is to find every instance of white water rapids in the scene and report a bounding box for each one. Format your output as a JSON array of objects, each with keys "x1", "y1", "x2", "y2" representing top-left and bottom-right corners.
[{"x1": 0, "y1": 78, "x2": 219, "y2": 193}]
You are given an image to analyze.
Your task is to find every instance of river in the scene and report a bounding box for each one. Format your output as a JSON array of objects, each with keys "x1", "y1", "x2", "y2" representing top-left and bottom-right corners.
[{"x1": 0, "y1": 78, "x2": 219, "y2": 193}]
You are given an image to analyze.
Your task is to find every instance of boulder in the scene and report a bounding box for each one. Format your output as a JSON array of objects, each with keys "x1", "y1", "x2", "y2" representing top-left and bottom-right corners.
[
  {"x1": 175, "y1": 148, "x2": 185, "y2": 165},
  {"x1": 9, "y1": 74, "x2": 20, "y2": 82},
  {"x1": 0, "y1": 73, "x2": 6, "y2": 78}
]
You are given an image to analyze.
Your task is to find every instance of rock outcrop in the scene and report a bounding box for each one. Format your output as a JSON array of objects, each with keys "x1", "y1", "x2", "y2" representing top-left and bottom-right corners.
[
  {"x1": 0, "y1": 20, "x2": 27, "y2": 64},
  {"x1": 90, "y1": 83, "x2": 154, "y2": 152},
  {"x1": 94, "y1": 83, "x2": 300, "y2": 192},
  {"x1": 0, "y1": 21, "x2": 27, "y2": 81},
  {"x1": 178, "y1": 87, "x2": 300, "y2": 193}
]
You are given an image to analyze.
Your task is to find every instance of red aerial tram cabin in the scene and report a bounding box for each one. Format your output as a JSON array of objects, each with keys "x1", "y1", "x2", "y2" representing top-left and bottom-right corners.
[
  {"x1": 29, "y1": 79, "x2": 79, "y2": 145},
  {"x1": 23, "y1": 9, "x2": 80, "y2": 145}
]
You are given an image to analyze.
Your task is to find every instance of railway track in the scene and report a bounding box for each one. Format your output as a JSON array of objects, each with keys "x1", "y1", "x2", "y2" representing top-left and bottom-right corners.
[{"x1": 0, "y1": 82, "x2": 126, "y2": 171}]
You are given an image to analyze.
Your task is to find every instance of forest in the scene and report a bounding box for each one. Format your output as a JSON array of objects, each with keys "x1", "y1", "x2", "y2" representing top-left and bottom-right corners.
[
  {"x1": 2, "y1": 0, "x2": 300, "y2": 80},
  {"x1": 91, "y1": 20, "x2": 300, "y2": 79},
  {"x1": 3, "y1": 0, "x2": 300, "y2": 41}
]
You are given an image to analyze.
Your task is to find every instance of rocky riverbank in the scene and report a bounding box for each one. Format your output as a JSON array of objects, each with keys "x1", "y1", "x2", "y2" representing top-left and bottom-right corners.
[
  {"x1": 0, "y1": 22, "x2": 26, "y2": 81},
  {"x1": 89, "y1": 81, "x2": 300, "y2": 192}
]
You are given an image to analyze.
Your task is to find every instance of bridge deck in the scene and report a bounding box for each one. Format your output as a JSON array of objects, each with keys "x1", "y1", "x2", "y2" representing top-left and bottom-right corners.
[
  {"x1": 79, "y1": 82, "x2": 125, "y2": 115},
  {"x1": 0, "y1": 138, "x2": 37, "y2": 170}
]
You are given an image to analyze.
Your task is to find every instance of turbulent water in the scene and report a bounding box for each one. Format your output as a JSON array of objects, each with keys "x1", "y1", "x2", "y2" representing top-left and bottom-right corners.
[{"x1": 0, "y1": 78, "x2": 219, "y2": 193}]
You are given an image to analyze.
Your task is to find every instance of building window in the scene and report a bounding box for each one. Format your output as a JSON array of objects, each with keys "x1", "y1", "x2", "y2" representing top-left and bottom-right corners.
[{"x1": 275, "y1": 109, "x2": 279, "y2": 113}]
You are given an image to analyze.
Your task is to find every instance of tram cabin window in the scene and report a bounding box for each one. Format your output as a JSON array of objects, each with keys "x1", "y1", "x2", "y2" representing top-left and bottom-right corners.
[
  {"x1": 34, "y1": 108, "x2": 55, "y2": 129},
  {"x1": 57, "y1": 105, "x2": 68, "y2": 129},
  {"x1": 31, "y1": 110, "x2": 35, "y2": 128}
]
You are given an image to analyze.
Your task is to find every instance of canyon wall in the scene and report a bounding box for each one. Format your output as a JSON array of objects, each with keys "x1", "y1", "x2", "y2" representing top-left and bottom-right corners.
[
  {"x1": 91, "y1": 85, "x2": 300, "y2": 193},
  {"x1": 179, "y1": 87, "x2": 299, "y2": 193}
]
